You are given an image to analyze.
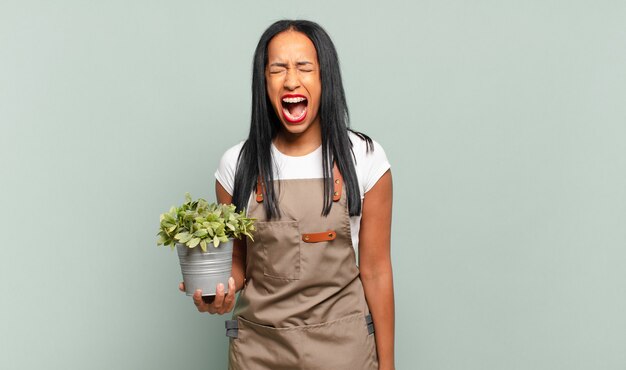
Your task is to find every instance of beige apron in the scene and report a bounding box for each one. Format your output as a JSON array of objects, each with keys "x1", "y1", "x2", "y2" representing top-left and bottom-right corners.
[{"x1": 225, "y1": 166, "x2": 378, "y2": 369}]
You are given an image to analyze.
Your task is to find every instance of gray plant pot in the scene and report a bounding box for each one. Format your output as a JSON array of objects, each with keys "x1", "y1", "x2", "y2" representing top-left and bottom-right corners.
[{"x1": 176, "y1": 239, "x2": 233, "y2": 298}]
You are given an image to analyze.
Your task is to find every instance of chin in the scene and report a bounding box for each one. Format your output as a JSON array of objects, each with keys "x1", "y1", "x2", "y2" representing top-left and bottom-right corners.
[{"x1": 279, "y1": 117, "x2": 317, "y2": 136}]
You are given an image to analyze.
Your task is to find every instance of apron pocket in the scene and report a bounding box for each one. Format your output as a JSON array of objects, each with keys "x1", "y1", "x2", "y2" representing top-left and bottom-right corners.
[
  {"x1": 257, "y1": 221, "x2": 301, "y2": 280},
  {"x1": 230, "y1": 314, "x2": 378, "y2": 369},
  {"x1": 229, "y1": 316, "x2": 301, "y2": 370},
  {"x1": 302, "y1": 313, "x2": 379, "y2": 370}
]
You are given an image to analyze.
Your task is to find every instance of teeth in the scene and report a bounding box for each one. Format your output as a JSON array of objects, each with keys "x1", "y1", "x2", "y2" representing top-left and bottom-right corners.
[{"x1": 282, "y1": 96, "x2": 306, "y2": 103}]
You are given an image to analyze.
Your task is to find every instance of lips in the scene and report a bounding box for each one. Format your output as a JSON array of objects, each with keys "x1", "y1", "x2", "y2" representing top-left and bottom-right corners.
[{"x1": 281, "y1": 94, "x2": 308, "y2": 123}]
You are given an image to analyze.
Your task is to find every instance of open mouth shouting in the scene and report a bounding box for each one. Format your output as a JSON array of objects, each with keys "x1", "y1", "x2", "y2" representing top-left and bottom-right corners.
[{"x1": 281, "y1": 94, "x2": 308, "y2": 123}]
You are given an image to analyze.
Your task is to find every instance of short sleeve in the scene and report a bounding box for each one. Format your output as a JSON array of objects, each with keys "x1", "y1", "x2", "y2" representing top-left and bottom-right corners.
[
  {"x1": 362, "y1": 140, "x2": 391, "y2": 193},
  {"x1": 350, "y1": 132, "x2": 391, "y2": 196},
  {"x1": 214, "y1": 142, "x2": 244, "y2": 196}
]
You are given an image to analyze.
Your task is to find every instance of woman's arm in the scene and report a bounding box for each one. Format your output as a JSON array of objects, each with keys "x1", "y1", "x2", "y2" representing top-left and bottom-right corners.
[
  {"x1": 179, "y1": 180, "x2": 246, "y2": 315},
  {"x1": 359, "y1": 170, "x2": 395, "y2": 370}
]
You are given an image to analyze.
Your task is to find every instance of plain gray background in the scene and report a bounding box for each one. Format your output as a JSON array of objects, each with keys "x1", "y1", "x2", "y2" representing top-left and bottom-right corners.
[{"x1": 1, "y1": 1, "x2": 625, "y2": 369}]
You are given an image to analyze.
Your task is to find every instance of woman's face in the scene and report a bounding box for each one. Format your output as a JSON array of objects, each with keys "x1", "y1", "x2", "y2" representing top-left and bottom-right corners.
[{"x1": 265, "y1": 30, "x2": 322, "y2": 138}]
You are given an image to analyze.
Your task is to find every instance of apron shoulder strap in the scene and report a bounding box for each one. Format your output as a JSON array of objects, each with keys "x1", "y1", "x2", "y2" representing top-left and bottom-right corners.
[
  {"x1": 332, "y1": 162, "x2": 342, "y2": 202},
  {"x1": 256, "y1": 162, "x2": 343, "y2": 203},
  {"x1": 256, "y1": 175, "x2": 264, "y2": 203}
]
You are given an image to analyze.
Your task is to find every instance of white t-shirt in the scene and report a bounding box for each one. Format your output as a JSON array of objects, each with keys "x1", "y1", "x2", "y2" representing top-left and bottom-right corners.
[{"x1": 214, "y1": 131, "x2": 390, "y2": 254}]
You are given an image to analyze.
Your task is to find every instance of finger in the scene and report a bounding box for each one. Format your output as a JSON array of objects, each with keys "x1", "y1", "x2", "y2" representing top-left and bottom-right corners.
[
  {"x1": 222, "y1": 277, "x2": 236, "y2": 312},
  {"x1": 213, "y1": 283, "x2": 225, "y2": 311},
  {"x1": 179, "y1": 282, "x2": 185, "y2": 292},
  {"x1": 193, "y1": 289, "x2": 207, "y2": 312}
]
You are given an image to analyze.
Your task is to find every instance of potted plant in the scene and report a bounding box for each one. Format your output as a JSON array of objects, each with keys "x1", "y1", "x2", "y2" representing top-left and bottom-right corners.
[{"x1": 157, "y1": 193, "x2": 255, "y2": 302}]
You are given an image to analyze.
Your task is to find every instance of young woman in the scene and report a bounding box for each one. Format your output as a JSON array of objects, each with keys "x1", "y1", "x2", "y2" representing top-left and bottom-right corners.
[{"x1": 180, "y1": 20, "x2": 395, "y2": 369}]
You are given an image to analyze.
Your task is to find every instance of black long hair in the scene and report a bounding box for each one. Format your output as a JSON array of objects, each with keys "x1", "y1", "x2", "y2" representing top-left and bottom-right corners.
[{"x1": 232, "y1": 19, "x2": 373, "y2": 219}]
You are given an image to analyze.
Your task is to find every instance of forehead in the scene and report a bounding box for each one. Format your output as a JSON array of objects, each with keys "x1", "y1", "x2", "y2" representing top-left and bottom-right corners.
[{"x1": 266, "y1": 30, "x2": 318, "y2": 62}]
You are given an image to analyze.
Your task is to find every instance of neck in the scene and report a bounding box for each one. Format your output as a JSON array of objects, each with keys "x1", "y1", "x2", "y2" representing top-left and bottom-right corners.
[{"x1": 273, "y1": 124, "x2": 322, "y2": 157}]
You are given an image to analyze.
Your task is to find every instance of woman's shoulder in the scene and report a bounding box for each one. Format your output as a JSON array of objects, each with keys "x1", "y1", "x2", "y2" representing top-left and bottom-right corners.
[
  {"x1": 347, "y1": 130, "x2": 390, "y2": 195},
  {"x1": 348, "y1": 130, "x2": 388, "y2": 162},
  {"x1": 215, "y1": 141, "x2": 246, "y2": 196}
]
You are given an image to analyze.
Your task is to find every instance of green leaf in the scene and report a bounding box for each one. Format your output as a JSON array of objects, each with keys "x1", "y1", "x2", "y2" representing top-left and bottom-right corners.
[
  {"x1": 174, "y1": 231, "x2": 189, "y2": 239},
  {"x1": 194, "y1": 229, "x2": 208, "y2": 237},
  {"x1": 200, "y1": 239, "x2": 207, "y2": 252},
  {"x1": 187, "y1": 238, "x2": 200, "y2": 248},
  {"x1": 188, "y1": 238, "x2": 200, "y2": 248},
  {"x1": 175, "y1": 232, "x2": 193, "y2": 244},
  {"x1": 164, "y1": 213, "x2": 176, "y2": 223}
]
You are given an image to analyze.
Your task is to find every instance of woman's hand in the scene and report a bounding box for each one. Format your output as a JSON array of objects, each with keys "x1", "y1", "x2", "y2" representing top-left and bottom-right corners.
[{"x1": 179, "y1": 277, "x2": 236, "y2": 315}]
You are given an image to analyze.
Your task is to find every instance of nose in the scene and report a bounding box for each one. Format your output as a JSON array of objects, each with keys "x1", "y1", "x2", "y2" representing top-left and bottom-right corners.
[{"x1": 283, "y1": 69, "x2": 300, "y2": 91}]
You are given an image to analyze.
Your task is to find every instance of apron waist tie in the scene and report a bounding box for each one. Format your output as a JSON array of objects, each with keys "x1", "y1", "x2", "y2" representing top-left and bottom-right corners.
[
  {"x1": 365, "y1": 314, "x2": 375, "y2": 335},
  {"x1": 225, "y1": 319, "x2": 238, "y2": 338}
]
